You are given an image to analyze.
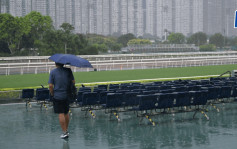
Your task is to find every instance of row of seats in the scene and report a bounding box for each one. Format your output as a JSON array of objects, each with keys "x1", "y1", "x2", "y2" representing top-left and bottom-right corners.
[
  {"x1": 22, "y1": 88, "x2": 50, "y2": 101},
  {"x1": 77, "y1": 88, "x2": 228, "y2": 110},
  {"x1": 22, "y1": 77, "x2": 237, "y2": 112},
  {"x1": 76, "y1": 81, "x2": 236, "y2": 109},
  {"x1": 20, "y1": 77, "x2": 237, "y2": 125}
]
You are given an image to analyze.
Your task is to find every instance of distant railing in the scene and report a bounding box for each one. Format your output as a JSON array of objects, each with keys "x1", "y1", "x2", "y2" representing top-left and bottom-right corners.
[
  {"x1": 0, "y1": 52, "x2": 237, "y2": 75},
  {"x1": 127, "y1": 44, "x2": 199, "y2": 53}
]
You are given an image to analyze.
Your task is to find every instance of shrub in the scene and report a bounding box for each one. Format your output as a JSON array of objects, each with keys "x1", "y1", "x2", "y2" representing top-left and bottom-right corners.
[{"x1": 199, "y1": 44, "x2": 216, "y2": 51}]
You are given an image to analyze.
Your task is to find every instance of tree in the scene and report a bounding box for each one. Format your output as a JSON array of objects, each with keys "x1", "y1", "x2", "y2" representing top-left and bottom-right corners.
[
  {"x1": 0, "y1": 14, "x2": 30, "y2": 54},
  {"x1": 60, "y1": 23, "x2": 75, "y2": 54},
  {"x1": 209, "y1": 33, "x2": 224, "y2": 48},
  {"x1": 40, "y1": 29, "x2": 88, "y2": 56},
  {"x1": 167, "y1": 33, "x2": 185, "y2": 44},
  {"x1": 117, "y1": 33, "x2": 136, "y2": 47},
  {"x1": 23, "y1": 11, "x2": 53, "y2": 51},
  {"x1": 199, "y1": 44, "x2": 216, "y2": 51},
  {"x1": 80, "y1": 44, "x2": 99, "y2": 55},
  {"x1": 229, "y1": 37, "x2": 237, "y2": 46},
  {"x1": 60, "y1": 23, "x2": 74, "y2": 34},
  {"x1": 69, "y1": 34, "x2": 88, "y2": 54},
  {"x1": 103, "y1": 38, "x2": 122, "y2": 51},
  {"x1": 0, "y1": 41, "x2": 10, "y2": 55},
  {"x1": 39, "y1": 30, "x2": 65, "y2": 55},
  {"x1": 187, "y1": 32, "x2": 207, "y2": 46},
  {"x1": 88, "y1": 35, "x2": 122, "y2": 52},
  {"x1": 110, "y1": 43, "x2": 122, "y2": 51},
  {"x1": 94, "y1": 43, "x2": 108, "y2": 53}
]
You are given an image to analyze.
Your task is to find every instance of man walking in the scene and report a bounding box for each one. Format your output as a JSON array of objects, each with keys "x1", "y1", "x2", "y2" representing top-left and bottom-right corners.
[{"x1": 48, "y1": 63, "x2": 75, "y2": 139}]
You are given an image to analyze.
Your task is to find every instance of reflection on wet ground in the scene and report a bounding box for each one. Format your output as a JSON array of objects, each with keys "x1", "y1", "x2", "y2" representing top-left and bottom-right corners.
[{"x1": 1, "y1": 102, "x2": 237, "y2": 149}]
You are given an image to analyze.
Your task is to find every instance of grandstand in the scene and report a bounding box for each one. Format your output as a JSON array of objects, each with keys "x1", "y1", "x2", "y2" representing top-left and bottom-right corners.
[{"x1": 126, "y1": 44, "x2": 199, "y2": 53}]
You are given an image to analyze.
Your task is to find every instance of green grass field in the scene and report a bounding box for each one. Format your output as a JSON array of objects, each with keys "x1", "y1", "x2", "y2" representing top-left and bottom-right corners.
[{"x1": 0, "y1": 64, "x2": 236, "y2": 90}]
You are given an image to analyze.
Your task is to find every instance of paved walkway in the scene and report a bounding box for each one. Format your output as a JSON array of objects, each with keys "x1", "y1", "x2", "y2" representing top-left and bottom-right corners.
[{"x1": 1, "y1": 102, "x2": 237, "y2": 149}]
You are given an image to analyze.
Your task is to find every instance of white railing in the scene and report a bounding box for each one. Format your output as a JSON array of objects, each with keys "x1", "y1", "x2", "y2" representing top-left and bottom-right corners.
[{"x1": 1, "y1": 52, "x2": 237, "y2": 75}]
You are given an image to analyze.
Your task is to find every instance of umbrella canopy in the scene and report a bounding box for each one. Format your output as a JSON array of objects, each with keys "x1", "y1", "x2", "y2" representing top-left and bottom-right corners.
[{"x1": 49, "y1": 54, "x2": 93, "y2": 68}]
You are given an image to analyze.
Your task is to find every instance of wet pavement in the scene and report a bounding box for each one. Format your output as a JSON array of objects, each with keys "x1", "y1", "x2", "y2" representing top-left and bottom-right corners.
[{"x1": 1, "y1": 102, "x2": 237, "y2": 149}]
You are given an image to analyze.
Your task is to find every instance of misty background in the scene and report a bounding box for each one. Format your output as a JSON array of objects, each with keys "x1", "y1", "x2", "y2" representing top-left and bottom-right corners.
[{"x1": 1, "y1": 0, "x2": 237, "y2": 39}]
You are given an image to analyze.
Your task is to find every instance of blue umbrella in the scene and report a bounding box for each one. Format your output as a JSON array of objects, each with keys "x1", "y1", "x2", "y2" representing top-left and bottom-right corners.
[{"x1": 49, "y1": 54, "x2": 93, "y2": 68}]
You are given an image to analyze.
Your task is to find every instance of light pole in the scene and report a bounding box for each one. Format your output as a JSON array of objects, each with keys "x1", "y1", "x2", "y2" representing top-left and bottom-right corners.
[{"x1": 163, "y1": 5, "x2": 168, "y2": 41}]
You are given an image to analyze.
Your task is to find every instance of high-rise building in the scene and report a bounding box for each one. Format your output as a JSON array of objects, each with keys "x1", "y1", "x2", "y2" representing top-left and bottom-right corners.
[
  {"x1": 32, "y1": 0, "x2": 47, "y2": 16},
  {"x1": 48, "y1": 0, "x2": 56, "y2": 27},
  {"x1": 102, "y1": 0, "x2": 110, "y2": 35},
  {"x1": 191, "y1": 0, "x2": 204, "y2": 34},
  {"x1": 81, "y1": 0, "x2": 89, "y2": 34},
  {"x1": 95, "y1": 0, "x2": 103, "y2": 35},
  {"x1": 65, "y1": 0, "x2": 73, "y2": 26},
  {"x1": 135, "y1": 0, "x2": 144, "y2": 37},
  {"x1": 8, "y1": 0, "x2": 18, "y2": 16},
  {"x1": 127, "y1": 0, "x2": 135, "y2": 34},
  {"x1": 110, "y1": 0, "x2": 120, "y2": 35},
  {"x1": 145, "y1": 0, "x2": 156, "y2": 36},
  {"x1": 1, "y1": 0, "x2": 237, "y2": 37},
  {"x1": 174, "y1": 0, "x2": 191, "y2": 36},
  {"x1": 156, "y1": 0, "x2": 173, "y2": 39},
  {"x1": 0, "y1": 0, "x2": 8, "y2": 13},
  {"x1": 88, "y1": 0, "x2": 95, "y2": 34},
  {"x1": 55, "y1": 0, "x2": 65, "y2": 29},
  {"x1": 222, "y1": 0, "x2": 237, "y2": 36},
  {"x1": 120, "y1": 0, "x2": 127, "y2": 35},
  {"x1": 73, "y1": 0, "x2": 82, "y2": 33},
  {"x1": 206, "y1": 0, "x2": 223, "y2": 36}
]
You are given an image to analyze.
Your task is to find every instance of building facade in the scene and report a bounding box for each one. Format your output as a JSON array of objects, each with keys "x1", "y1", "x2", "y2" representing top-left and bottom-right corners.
[
  {"x1": 1, "y1": 0, "x2": 237, "y2": 37},
  {"x1": 156, "y1": 0, "x2": 173, "y2": 39}
]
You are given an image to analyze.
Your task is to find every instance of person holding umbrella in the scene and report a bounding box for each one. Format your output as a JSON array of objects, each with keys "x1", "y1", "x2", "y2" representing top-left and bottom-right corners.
[
  {"x1": 48, "y1": 62, "x2": 75, "y2": 139},
  {"x1": 48, "y1": 54, "x2": 93, "y2": 139}
]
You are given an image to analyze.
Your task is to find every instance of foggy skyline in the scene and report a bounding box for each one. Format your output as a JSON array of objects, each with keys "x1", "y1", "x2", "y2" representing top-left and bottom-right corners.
[{"x1": 1, "y1": 0, "x2": 237, "y2": 38}]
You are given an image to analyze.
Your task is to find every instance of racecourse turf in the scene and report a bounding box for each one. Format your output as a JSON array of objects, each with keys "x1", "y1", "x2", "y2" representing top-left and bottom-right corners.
[{"x1": 0, "y1": 64, "x2": 237, "y2": 90}]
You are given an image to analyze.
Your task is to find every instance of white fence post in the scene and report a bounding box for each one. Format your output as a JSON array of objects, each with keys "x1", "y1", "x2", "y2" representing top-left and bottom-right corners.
[
  {"x1": 35, "y1": 67, "x2": 37, "y2": 74},
  {"x1": 21, "y1": 66, "x2": 23, "y2": 75}
]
